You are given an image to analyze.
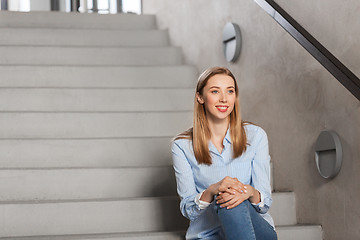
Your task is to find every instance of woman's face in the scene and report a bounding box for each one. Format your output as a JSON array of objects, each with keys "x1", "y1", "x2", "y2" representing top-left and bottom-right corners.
[{"x1": 197, "y1": 74, "x2": 236, "y2": 123}]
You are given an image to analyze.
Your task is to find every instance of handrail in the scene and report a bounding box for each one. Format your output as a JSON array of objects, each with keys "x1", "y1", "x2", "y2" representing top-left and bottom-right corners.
[{"x1": 255, "y1": 0, "x2": 360, "y2": 101}]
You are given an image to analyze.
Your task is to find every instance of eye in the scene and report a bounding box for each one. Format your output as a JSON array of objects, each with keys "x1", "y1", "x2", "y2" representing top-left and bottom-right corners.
[
  {"x1": 211, "y1": 90, "x2": 218, "y2": 94},
  {"x1": 228, "y1": 89, "x2": 234, "y2": 93}
]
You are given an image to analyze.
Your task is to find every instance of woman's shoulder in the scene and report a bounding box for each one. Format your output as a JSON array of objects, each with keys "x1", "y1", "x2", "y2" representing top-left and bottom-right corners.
[
  {"x1": 172, "y1": 136, "x2": 192, "y2": 146},
  {"x1": 172, "y1": 128, "x2": 192, "y2": 143},
  {"x1": 171, "y1": 129, "x2": 193, "y2": 152},
  {"x1": 243, "y1": 122, "x2": 268, "y2": 144}
]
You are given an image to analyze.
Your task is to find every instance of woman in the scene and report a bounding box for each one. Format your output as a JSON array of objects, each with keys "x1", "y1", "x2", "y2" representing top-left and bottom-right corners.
[{"x1": 171, "y1": 67, "x2": 277, "y2": 239}]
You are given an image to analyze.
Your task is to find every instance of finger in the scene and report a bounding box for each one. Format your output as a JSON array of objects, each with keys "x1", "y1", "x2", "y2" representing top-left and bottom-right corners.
[
  {"x1": 231, "y1": 185, "x2": 244, "y2": 193},
  {"x1": 226, "y1": 179, "x2": 245, "y2": 192},
  {"x1": 220, "y1": 181, "x2": 236, "y2": 191},
  {"x1": 219, "y1": 186, "x2": 236, "y2": 195},
  {"x1": 216, "y1": 192, "x2": 230, "y2": 200},
  {"x1": 216, "y1": 198, "x2": 227, "y2": 204},
  {"x1": 216, "y1": 194, "x2": 235, "y2": 204},
  {"x1": 230, "y1": 186, "x2": 247, "y2": 194},
  {"x1": 226, "y1": 198, "x2": 245, "y2": 209},
  {"x1": 220, "y1": 197, "x2": 238, "y2": 208}
]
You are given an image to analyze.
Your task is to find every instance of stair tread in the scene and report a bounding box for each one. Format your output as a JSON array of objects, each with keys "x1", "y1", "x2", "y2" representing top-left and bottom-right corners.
[
  {"x1": 0, "y1": 137, "x2": 174, "y2": 168},
  {"x1": 0, "y1": 225, "x2": 322, "y2": 239},
  {"x1": 0, "y1": 111, "x2": 193, "y2": 139},
  {"x1": 0, "y1": 12, "x2": 157, "y2": 30},
  {"x1": 0, "y1": 28, "x2": 169, "y2": 47},
  {"x1": 0, "y1": 46, "x2": 183, "y2": 66},
  {"x1": 0, "y1": 192, "x2": 292, "y2": 204},
  {"x1": 0, "y1": 88, "x2": 193, "y2": 112},
  {"x1": 0, "y1": 65, "x2": 197, "y2": 88},
  {"x1": 0, "y1": 231, "x2": 186, "y2": 240}
]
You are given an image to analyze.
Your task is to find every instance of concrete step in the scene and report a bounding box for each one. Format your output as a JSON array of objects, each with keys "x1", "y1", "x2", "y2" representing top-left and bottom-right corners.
[
  {"x1": 0, "y1": 138, "x2": 174, "y2": 168},
  {"x1": 0, "y1": 28, "x2": 169, "y2": 47},
  {"x1": 0, "y1": 138, "x2": 173, "y2": 168},
  {"x1": 0, "y1": 65, "x2": 197, "y2": 88},
  {"x1": 0, "y1": 193, "x2": 295, "y2": 238},
  {"x1": 0, "y1": 46, "x2": 183, "y2": 66},
  {"x1": 0, "y1": 167, "x2": 177, "y2": 201},
  {"x1": 0, "y1": 88, "x2": 193, "y2": 112},
  {"x1": 0, "y1": 197, "x2": 188, "y2": 238},
  {"x1": 0, "y1": 231, "x2": 185, "y2": 240},
  {"x1": 0, "y1": 12, "x2": 156, "y2": 30},
  {"x1": 270, "y1": 192, "x2": 296, "y2": 226},
  {"x1": 0, "y1": 112, "x2": 193, "y2": 139},
  {"x1": 277, "y1": 225, "x2": 323, "y2": 240},
  {"x1": 0, "y1": 226, "x2": 322, "y2": 240}
]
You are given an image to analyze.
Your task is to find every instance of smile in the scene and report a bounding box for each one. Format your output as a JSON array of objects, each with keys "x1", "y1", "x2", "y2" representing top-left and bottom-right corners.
[{"x1": 216, "y1": 105, "x2": 229, "y2": 112}]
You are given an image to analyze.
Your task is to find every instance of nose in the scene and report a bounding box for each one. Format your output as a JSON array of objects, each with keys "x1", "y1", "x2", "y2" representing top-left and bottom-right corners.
[{"x1": 220, "y1": 92, "x2": 227, "y2": 102}]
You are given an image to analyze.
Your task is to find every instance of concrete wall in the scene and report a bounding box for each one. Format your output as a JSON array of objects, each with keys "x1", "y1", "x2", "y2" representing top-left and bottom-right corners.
[
  {"x1": 143, "y1": 0, "x2": 360, "y2": 239},
  {"x1": 30, "y1": 0, "x2": 50, "y2": 11}
]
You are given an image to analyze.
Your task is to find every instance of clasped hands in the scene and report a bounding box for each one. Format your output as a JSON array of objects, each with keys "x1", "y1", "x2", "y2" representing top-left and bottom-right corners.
[{"x1": 213, "y1": 176, "x2": 255, "y2": 209}]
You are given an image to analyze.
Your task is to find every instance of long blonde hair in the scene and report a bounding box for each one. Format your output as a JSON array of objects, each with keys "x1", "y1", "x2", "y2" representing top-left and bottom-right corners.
[{"x1": 174, "y1": 66, "x2": 250, "y2": 165}]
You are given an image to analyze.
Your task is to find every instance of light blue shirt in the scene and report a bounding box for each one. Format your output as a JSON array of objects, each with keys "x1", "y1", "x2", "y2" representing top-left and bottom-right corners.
[{"x1": 171, "y1": 124, "x2": 275, "y2": 239}]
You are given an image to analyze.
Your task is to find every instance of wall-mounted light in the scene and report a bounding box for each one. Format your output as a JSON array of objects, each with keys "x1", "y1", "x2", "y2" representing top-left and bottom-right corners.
[
  {"x1": 315, "y1": 131, "x2": 342, "y2": 179},
  {"x1": 222, "y1": 22, "x2": 241, "y2": 62}
]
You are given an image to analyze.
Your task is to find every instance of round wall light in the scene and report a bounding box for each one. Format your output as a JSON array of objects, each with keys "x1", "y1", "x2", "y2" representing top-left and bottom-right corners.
[
  {"x1": 222, "y1": 22, "x2": 242, "y2": 62},
  {"x1": 315, "y1": 131, "x2": 342, "y2": 179}
]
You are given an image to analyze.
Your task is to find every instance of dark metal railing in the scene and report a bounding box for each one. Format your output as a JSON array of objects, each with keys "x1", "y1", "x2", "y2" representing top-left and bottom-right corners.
[{"x1": 255, "y1": 0, "x2": 360, "y2": 101}]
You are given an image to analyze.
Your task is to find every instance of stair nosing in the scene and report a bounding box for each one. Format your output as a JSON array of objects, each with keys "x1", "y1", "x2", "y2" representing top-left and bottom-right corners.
[
  {"x1": 0, "y1": 195, "x2": 180, "y2": 205},
  {"x1": 0, "y1": 110, "x2": 192, "y2": 114},
  {"x1": 0, "y1": 165, "x2": 173, "y2": 170},
  {"x1": 0, "y1": 230, "x2": 186, "y2": 240},
  {"x1": 0, "y1": 86, "x2": 194, "y2": 90},
  {"x1": 0, "y1": 136, "x2": 176, "y2": 141},
  {"x1": 0, "y1": 45, "x2": 179, "y2": 49}
]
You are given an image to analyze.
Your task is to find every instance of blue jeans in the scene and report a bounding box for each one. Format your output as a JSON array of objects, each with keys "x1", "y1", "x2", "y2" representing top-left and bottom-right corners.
[{"x1": 214, "y1": 200, "x2": 278, "y2": 240}]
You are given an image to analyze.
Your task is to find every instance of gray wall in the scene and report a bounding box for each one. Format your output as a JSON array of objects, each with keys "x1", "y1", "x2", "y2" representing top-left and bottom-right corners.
[
  {"x1": 30, "y1": 0, "x2": 50, "y2": 11},
  {"x1": 143, "y1": 0, "x2": 360, "y2": 239}
]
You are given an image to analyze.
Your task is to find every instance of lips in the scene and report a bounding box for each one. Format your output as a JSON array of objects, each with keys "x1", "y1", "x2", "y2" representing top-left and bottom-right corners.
[{"x1": 216, "y1": 105, "x2": 229, "y2": 112}]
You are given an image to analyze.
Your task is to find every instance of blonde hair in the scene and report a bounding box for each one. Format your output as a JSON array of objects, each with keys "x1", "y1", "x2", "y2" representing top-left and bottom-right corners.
[{"x1": 174, "y1": 66, "x2": 251, "y2": 165}]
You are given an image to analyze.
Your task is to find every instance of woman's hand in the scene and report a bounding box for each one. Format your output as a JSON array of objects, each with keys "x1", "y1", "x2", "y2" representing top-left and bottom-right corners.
[
  {"x1": 211, "y1": 176, "x2": 247, "y2": 195},
  {"x1": 200, "y1": 176, "x2": 248, "y2": 203},
  {"x1": 216, "y1": 184, "x2": 256, "y2": 209}
]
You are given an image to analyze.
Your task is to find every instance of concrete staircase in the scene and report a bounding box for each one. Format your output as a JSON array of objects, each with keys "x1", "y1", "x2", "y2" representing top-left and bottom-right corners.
[{"x1": 0, "y1": 11, "x2": 322, "y2": 239}]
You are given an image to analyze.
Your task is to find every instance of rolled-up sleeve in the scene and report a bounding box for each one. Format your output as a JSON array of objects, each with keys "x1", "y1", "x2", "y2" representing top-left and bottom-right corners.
[
  {"x1": 171, "y1": 141, "x2": 203, "y2": 221},
  {"x1": 251, "y1": 127, "x2": 272, "y2": 214}
]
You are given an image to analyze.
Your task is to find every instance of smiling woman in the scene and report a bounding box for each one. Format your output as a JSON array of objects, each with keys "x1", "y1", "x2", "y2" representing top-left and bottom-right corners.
[
  {"x1": 196, "y1": 74, "x2": 236, "y2": 127},
  {"x1": 172, "y1": 67, "x2": 278, "y2": 240}
]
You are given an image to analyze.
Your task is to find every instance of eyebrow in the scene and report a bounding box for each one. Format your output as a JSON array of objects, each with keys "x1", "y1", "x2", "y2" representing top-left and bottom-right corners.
[{"x1": 209, "y1": 86, "x2": 235, "y2": 89}]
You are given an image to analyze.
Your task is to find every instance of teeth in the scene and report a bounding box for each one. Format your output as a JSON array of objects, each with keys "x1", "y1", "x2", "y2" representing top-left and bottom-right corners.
[{"x1": 217, "y1": 106, "x2": 227, "y2": 110}]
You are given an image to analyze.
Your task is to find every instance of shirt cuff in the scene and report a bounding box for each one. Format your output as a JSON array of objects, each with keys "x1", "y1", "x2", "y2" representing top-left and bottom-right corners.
[
  {"x1": 195, "y1": 190, "x2": 211, "y2": 209},
  {"x1": 251, "y1": 190, "x2": 265, "y2": 208}
]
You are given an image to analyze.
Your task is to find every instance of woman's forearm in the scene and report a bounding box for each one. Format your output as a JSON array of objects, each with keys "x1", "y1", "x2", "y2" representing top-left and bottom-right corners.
[
  {"x1": 248, "y1": 186, "x2": 261, "y2": 204},
  {"x1": 200, "y1": 184, "x2": 217, "y2": 203}
]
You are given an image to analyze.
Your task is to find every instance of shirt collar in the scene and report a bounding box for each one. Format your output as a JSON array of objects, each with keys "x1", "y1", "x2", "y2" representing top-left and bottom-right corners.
[
  {"x1": 223, "y1": 127, "x2": 232, "y2": 145},
  {"x1": 208, "y1": 127, "x2": 232, "y2": 155}
]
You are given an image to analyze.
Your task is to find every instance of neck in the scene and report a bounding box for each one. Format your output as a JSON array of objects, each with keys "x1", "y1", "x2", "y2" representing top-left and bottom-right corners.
[{"x1": 207, "y1": 117, "x2": 230, "y2": 142}]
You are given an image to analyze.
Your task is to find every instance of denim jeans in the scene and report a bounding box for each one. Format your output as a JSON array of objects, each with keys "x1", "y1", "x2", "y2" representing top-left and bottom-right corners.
[{"x1": 214, "y1": 199, "x2": 278, "y2": 240}]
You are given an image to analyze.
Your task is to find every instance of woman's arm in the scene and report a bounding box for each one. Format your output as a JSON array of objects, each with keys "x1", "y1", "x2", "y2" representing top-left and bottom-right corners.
[
  {"x1": 172, "y1": 141, "x2": 249, "y2": 220},
  {"x1": 250, "y1": 127, "x2": 272, "y2": 214},
  {"x1": 172, "y1": 141, "x2": 205, "y2": 221}
]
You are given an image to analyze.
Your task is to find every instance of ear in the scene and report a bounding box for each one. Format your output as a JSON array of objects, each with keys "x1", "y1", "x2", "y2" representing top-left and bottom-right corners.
[{"x1": 196, "y1": 92, "x2": 204, "y2": 104}]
